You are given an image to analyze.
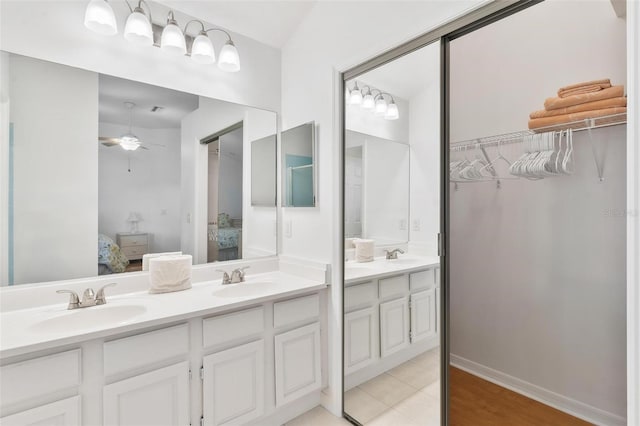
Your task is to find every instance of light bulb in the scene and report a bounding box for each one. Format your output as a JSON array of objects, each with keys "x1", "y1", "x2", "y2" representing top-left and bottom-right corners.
[
  {"x1": 218, "y1": 40, "x2": 240, "y2": 72},
  {"x1": 124, "y1": 7, "x2": 153, "y2": 46},
  {"x1": 375, "y1": 97, "x2": 388, "y2": 116},
  {"x1": 84, "y1": 0, "x2": 117, "y2": 36},
  {"x1": 385, "y1": 101, "x2": 399, "y2": 120},
  {"x1": 191, "y1": 32, "x2": 215, "y2": 64},
  {"x1": 362, "y1": 92, "x2": 375, "y2": 109},
  {"x1": 161, "y1": 17, "x2": 187, "y2": 55},
  {"x1": 120, "y1": 134, "x2": 141, "y2": 151},
  {"x1": 349, "y1": 89, "x2": 362, "y2": 105}
]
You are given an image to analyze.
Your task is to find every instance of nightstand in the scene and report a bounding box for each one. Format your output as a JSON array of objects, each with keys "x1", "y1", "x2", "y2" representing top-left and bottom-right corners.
[{"x1": 116, "y1": 232, "x2": 149, "y2": 261}]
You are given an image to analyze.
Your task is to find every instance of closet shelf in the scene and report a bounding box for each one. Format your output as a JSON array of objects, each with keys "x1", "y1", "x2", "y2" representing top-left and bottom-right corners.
[{"x1": 450, "y1": 112, "x2": 627, "y2": 150}]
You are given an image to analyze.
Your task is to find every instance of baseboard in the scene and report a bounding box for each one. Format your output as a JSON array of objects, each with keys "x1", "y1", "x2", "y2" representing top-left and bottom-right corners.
[{"x1": 450, "y1": 354, "x2": 626, "y2": 426}]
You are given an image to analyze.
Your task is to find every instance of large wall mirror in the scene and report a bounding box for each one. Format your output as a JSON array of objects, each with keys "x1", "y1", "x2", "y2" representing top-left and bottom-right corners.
[
  {"x1": 1, "y1": 51, "x2": 278, "y2": 286},
  {"x1": 281, "y1": 121, "x2": 316, "y2": 207}
]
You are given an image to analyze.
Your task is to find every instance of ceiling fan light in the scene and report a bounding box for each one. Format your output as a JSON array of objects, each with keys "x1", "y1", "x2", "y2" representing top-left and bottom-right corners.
[
  {"x1": 218, "y1": 40, "x2": 240, "y2": 72},
  {"x1": 161, "y1": 17, "x2": 187, "y2": 55},
  {"x1": 374, "y1": 97, "x2": 388, "y2": 116},
  {"x1": 124, "y1": 8, "x2": 153, "y2": 46},
  {"x1": 385, "y1": 101, "x2": 399, "y2": 120},
  {"x1": 84, "y1": 0, "x2": 117, "y2": 36},
  {"x1": 120, "y1": 134, "x2": 141, "y2": 151},
  {"x1": 191, "y1": 32, "x2": 215, "y2": 64}
]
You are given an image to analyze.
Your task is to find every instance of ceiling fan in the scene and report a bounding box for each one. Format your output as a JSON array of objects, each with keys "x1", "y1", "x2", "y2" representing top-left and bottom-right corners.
[{"x1": 99, "y1": 102, "x2": 150, "y2": 151}]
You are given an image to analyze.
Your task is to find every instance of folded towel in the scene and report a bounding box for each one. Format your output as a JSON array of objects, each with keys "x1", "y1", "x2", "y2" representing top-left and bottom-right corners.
[
  {"x1": 558, "y1": 84, "x2": 611, "y2": 98},
  {"x1": 544, "y1": 85, "x2": 624, "y2": 111},
  {"x1": 142, "y1": 251, "x2": 183, "y2": 271},
  {"x1": 557, "y1": 79, "x2": 611, "y2": 94},
  {"x1": 528, "y1": 107, "x2": 627, "y2": 130},
  {"x1": 354, "y1": 239, "x2": 375, "y2": 263},
  {"x1": 530, "y1": 97, "x2": 627, "y2": 119},
  {"x1": 148, "y1": 254, "x2": 192, "y2": 294}
]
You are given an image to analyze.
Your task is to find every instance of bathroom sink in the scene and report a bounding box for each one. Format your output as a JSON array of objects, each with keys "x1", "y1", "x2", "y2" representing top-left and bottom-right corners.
[
  {"x1": 30, "y1": 304, "x2": 147, "y2": 334},
  {"x1": 212, "y1": 282, "x2": 279, "y2": 298}
]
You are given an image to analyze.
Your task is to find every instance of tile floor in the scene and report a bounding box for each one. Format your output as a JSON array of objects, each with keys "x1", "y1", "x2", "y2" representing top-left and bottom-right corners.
[
  {"x1": 286, "y1": 347, "x2": 440, "y2": 426},
  {"x1": 344, "y1": 348, "x2": 440, "y2": 425}
]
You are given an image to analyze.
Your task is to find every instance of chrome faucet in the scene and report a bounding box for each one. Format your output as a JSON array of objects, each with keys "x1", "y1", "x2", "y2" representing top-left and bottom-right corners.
[
  {"x1": 384, "y1": 248, "x2": 405, "y2": 260},
  {"x1": 57, "y1": 283, "x2": 116, "y2": 310},
  {"x1": 217, "y1": 266, "x2": 250, "y2": 284}
]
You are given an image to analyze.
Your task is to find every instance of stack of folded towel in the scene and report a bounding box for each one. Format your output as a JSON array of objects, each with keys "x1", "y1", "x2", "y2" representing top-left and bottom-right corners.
[{"x1": 528, "y1": 79, "x2": 627, "y2": 130}]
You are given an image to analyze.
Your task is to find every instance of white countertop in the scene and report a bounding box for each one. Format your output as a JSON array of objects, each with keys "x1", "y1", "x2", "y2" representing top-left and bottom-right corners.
[
  {"x1": 344, "y1": 255, "x2": 440, "y2": 284},
  {"x1": 0, "y1": 271, "x2": 327, "y2": 359}
]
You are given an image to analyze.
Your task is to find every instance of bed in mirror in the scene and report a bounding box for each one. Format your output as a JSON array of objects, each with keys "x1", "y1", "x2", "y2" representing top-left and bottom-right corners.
[{"x1": 1, "y1": 51, "x2": 278, "y2": 286}]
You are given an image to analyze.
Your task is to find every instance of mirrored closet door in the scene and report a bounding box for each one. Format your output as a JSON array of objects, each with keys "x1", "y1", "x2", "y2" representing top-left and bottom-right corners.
[{"x1": 342, "y1": 42, "x2": 442, "y2": 425}]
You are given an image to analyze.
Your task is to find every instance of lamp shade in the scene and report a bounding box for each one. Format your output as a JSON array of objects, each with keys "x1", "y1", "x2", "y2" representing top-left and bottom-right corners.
[
  {"x1": 191, "y1": 32, "x2": 215, "y2": 64},
  {"x1": 120, "y1": 134, "x2": 141, "y2": 151},
  {"x1": 124, "y1": 8, "x2": 153, "y2": 46},
  {"x1": 362, "y1": 92, "x2": 375, "y2": 109},
  {"x1": 385, "y1": 101, "x2": 399, "y2": 120},
  {"x1": 218, "y1": 40, "x2": 240, "y2": 72},
  {"x1": 349, "y1": 89, "x2": 363, "y2": 105},
  {"x1": 374, "y1": 97, "x2": 388, "y2": 116},
  {"x1": 161, "y1": 20, "x2": 187, "y2": 55},
  {"x1": 84, "y1": 0, "x2": 117, "y2": 36}
]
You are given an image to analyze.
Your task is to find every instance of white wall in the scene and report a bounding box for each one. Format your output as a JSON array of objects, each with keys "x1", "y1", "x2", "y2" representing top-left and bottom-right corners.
[
  {"x1": 408, "y1": 63, "x2": 440, "y2": 254},
  {"x1": 7, "y1": 54, "x2": 98, "y2": 285},
  {"x1": 181, "y1": 98, "x2": 277, "y2": 264},
  {"x1": 280, "y1": 0, "x2": 490, "y2": 413},
  {"x1": 449, "y1": 0, "x2": 627, "y2": 423},
  {"x1": 346, "y1": 97, "x2": 410, "y2": 143},
  {"x1": 0, "y1": 1, "x2": 281, "y2": 114},
  {"x1": 98, "y1": 123, "x2": 181, "y2": 254}
]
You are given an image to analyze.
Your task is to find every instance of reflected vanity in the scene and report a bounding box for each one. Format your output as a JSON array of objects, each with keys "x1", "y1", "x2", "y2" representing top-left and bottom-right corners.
[{"x1": 2, "y1": 51, "x2": 278, "y2": 286}]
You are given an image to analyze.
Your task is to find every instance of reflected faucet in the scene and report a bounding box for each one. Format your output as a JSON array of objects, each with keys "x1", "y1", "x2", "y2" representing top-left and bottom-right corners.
[
  {"x1": 217, "y1": 266, "x2": 250, "y2": 284},
  {"x1": 384, "y1": 248, "x2": 405, "y2": 260},
  {"x1": 57, "y1": 283, "x2": 117, "y2": 310}
]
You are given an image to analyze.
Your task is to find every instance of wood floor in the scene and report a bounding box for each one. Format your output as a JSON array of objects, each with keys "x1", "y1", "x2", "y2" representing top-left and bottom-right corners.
[{"x1": 450, "y1": 367, "x2": 592, "y2": 426}]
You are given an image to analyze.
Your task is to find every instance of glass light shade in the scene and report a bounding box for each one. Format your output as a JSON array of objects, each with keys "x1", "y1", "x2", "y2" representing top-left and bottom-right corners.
[
  {"x1": 124, "y1": 9, "x2": 153, "y2": 46},
  {"x1": 362, "y1": 93, "x2": 375, "y2": 109},
  {"x1": 385, "y1": 102, "x2": 399, "y2": 120},
  {"x1": 161, "y1": 22, "x2": 187, "y2": 55},
  {"x1": 84, "y1": 0, "x2": 117, "y2": 36},
  {"x1": 374, "y1": 98, "x2": 388, "y2": 116},
  {"x1": 120, "y1": 135, "x2": 141, "y2": 151},
  {"x1": 191, "y1": 33, "x2": 215, "y2": 64},
  {"x1": 218, "y1": 41, "x2": 241, "y2": 72},
  {"x1": 349, "y1": 89, "x2": 363, "y2": 105}
]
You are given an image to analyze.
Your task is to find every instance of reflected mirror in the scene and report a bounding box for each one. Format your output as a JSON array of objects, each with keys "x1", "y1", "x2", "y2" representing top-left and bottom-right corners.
[
  {"x1": 343, "y1": 42, "x2": 441, "y2": 425},
  {"x1": 251, "y1": 135, "x2": 277, "y2": 206},
  {"x1": 2, "y1": 51, "x2": 277, "y2": 286},
  {"x1": 281, "y1": 121, "x2": 315, "y2": 207}
]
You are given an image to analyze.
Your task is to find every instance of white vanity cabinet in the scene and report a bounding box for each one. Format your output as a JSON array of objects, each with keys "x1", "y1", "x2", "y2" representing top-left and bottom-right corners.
[
  {"x1": 0, "y1": 396, "x2": 81, "y2": 426},
  {"x1": 344, "y1": 265, "x2": 440, "y2": 389}
]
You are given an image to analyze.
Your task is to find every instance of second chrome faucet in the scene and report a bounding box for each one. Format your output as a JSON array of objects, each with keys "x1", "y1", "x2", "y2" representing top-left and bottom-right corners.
[{"x1": 217, "y1": 266, "x2": 250, "y2": 284}]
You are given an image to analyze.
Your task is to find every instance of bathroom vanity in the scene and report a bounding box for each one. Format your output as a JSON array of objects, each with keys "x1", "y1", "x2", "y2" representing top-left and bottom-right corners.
[
  {"x1": 343, "y1": 256, "x2": 440, "y2": 390},
  {"x1": 0, "y1": 259, "x2": 328, "y2": 426}
]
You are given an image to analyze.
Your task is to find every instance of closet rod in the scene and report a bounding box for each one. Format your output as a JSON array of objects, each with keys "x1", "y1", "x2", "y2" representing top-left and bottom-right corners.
[{"x1": 450, "y1": 112, "x2": 627, "y2": 150}]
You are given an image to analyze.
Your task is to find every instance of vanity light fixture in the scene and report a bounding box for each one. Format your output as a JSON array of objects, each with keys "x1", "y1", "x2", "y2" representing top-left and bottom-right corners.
[
  {"x1": 384, "y1": 98, "x2": 399, "y2": 120},
  {"x1": 84, "y1": 0, "x2": 118, "y2": 36},
  {"x1": 349, "y1": 82, "x2": 363, "y2": 105},
  {"x1": 374, "y1": 95, "x2": 388, "y2": 116},
  {"x1": 84, "y1": 0, "x2": 241, "y2": 72},
  {"x1": 345, "y1": 82, "x2": 399, "y2": 120},
  {"x1": 361, "y1": 87, "x2": 375, "y2": 110}
]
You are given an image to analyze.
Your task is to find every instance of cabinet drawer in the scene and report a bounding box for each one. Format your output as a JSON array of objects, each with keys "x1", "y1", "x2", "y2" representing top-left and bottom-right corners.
[
  {"x1": 0, "y1": 349, "x2": 81, "y2": 408},
  {"x1": 104, "y1": 324, "x2": 189, "y2": 377},
  {"x1": 118, "y1": 234, "x2": 148, "y2": 247},
  {"x1": 344, "y1": 281, "x2": 376, "y2": 311},
  {"x1": 410, "y1": 269, "x2": 435, "y2": 291},
  {"x1": 203, "y1": 306, "x2": 265, "y2": 348},
  {"x1": 379, "y1": 275, "x2": 409, "y2": 300},
  {"x1": 273, "y1": 293, "x2": 320, "y2": 328},
  {"x1": 121, "y1": 246, "x2": 147, "y2": 258},
  {"x1": 1, "y1": 395, "x2": 81, "y2": 425}
]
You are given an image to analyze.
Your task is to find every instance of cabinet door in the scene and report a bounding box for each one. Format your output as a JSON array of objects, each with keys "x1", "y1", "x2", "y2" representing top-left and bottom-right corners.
[
  {"x1": 0, "y1": 396, "x2": 80, "y2": 426},
  {"x1": 379, "y1": 297, "x2": 410, "y2": 357},
  {"x1": 274, "y1": 322, "x2": 322, "y2": 407},
  {"x1": 344, "y1": 307, "x2": 376, "y2": 375},
  {"x1": 103, "y1": 362, "x2": 190, "y2": 426},
  {"x1": 410, "y1": 289, "x2": 436, "y2": 342},
  {"x1": 202, "y1": 340, "x2": 265, "y2": 426}
]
